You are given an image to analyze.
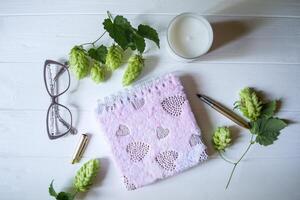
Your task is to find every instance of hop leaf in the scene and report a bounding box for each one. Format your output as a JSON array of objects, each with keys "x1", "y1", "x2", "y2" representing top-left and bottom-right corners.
[
  {"x1": 69, "y1": 46, "x2": 90, "y2": 79},
  {"x1": 123, "y1": 54, "x2": 144, "y2": 86},
  {"x1": 103, "y1": 17, "x2": 131, "y2": 50},
  {"x1": 88, "y1": 45, "x2": 108, "y2": 64},
  {"x1": 90, "y1": 61, "x2": 106, "y2": 84},
  {"x1": 137, "y1": 24, "x2": 160, "y2": 48},
  {"x1": 103, "y1": 14, "x2": 159, "y2": 53},
  {"x1": 250, "y1": 117, "x2": 287, "y2": 146},
  {"x1": 73, "y1": 159, "x2": 100, "y2": 192},
  {"x1": 49, "y1": 180, "x2": 57, "y2": 197},
  {"x1": 236, "y1": 88, "x2": 262, "y2": 121},
  {"x1": 261, "y1": 100, "x2": 277, "y2": 118},
  {"x1": 49, "y1": 181, "x2": 74, "y2": 200},
  {"x1": 105, "y1": 44, "x2": 123, "y2": 71},
  {"x1": 56, "y1": 192, "x2": 74, "y2": 200},
  {"x1": 132, "y1": 33, "x2": 146, "y2": 53},
  {"x1": 212, "y1": 127, "x2": 232, "y2": 151}
]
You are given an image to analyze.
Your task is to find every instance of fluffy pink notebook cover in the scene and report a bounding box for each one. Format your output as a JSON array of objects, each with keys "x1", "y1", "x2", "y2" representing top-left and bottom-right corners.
[{"x1": 95, "y1": 73, "x2": 207, "y2": 190}]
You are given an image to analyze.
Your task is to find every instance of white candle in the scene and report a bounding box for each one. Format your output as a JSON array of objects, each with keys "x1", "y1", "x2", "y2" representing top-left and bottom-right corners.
[{"x1": 167, "y1": 13, "x2": 213, "y2": 61}]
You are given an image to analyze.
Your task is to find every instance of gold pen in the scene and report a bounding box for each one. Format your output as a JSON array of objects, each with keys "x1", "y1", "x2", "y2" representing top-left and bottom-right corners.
[
  {"x1": 71, "y1": 133, "x2": 89, "y2": 164},
  {"x1": 196, "y1": 94, "x2": 250, "y2": 129}
]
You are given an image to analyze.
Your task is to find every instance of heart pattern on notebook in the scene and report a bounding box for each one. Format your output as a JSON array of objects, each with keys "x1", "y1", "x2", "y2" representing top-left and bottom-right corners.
[
  {"x1": 131, "y1": 98, "x2": 145, "y2": 110},
  {"x1": 199, "y1": 150, "x2": 208, "y2": 162},
  {"x1": 189, "y1": 134, "x2": 202, "y2": 147},
  {"x1": 126, "y1": 141, "x2": 150, "y2": 162},
  {"x1": 155, "y1": 150, "x2": 179, "y2": 171},
  {"x1": 97, "y1": 74, "x2": 208, "y2": 190},
  {"x1": 116, "y1": 124, "x2": 130, "y2": 136},
  {"x1": 156, "y1": 126, "x2": 169, "y2": 139},
  {"x1": 123, "y1": 176, "x2": 136, "y2": 191},
  {"x1": 161, "y1": 95, "x2": 186, "y2": 117}
]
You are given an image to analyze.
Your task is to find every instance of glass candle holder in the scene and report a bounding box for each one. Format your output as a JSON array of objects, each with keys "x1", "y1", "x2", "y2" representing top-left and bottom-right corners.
[{"x1": 167, "y1": 13, "x2": 213, "y2": 62}]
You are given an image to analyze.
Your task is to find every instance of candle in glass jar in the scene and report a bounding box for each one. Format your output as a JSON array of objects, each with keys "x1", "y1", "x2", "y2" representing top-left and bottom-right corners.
[{"x1": 167, "y1": 13, "x2": 213, "y2": 61}]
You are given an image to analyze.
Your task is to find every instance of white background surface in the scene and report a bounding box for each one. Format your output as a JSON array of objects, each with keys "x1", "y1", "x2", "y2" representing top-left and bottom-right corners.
[{"x1": 1, "y1": 0, "x2": 300, "y2": 199}]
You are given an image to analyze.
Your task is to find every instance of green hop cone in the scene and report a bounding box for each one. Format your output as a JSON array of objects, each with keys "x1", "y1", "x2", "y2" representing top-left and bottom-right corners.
[
  {"x1": 73, "y1": 159, "x2": 100, "y2": 192},
  {"x1": 122, "y1": 54, "x2": 144, "y2": 86},
  {"x1": 105, "y1": 44, "x2": 123, "y2": 71},
  {"x1": 69, "y1": 46, "x2": 90, "y2": 79},
  {"x1": 90, "y1": 61, "x2": 106, "y2": 84},
  {"x1": 236, "y1": 87, "x2": 262, "y2": 121},
  {"x1": 212, "y1": 127, "x2": 232, "y2": 151}
]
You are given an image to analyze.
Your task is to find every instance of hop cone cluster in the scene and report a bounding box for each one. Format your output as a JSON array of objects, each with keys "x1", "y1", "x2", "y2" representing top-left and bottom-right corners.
[
  {"x1": 90, "y1": 61, "x2": 105, "y2": 84},
  {"x1": 105, "y1": 44, "x2": 123, "y2": 71},
  {"x1": 236, "y1": 87, "x2": 262, "y2": 121},
  {"x1": 212, "y1": 127, "x2": 232, "y2": 151},
  {"x1": 123, "y1": 54, "x2": 144, "y2": 86},
  {"x1": 69, "y1": 46, "x2": 90, "y2": 79},
  {"x1": 73, "y1": 159, "x2": 100, "y2": 192}
]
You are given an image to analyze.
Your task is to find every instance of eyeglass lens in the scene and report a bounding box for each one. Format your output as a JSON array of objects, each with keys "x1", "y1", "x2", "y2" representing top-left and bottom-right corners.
[
  {"x1": 47, "y1": 104, "x2": 72, "y2": 137},
  {"x1": 45, "y1": 62, "x2": 69, "y2": 97},
  {"x1": 44, "y1": 61, "x2": 74, "y2": 139}
]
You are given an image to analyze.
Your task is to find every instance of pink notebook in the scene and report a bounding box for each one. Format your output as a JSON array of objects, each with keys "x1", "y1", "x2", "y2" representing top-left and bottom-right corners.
[{"x1": 95, "y1": 73, "x2": 207, "y2": 190}]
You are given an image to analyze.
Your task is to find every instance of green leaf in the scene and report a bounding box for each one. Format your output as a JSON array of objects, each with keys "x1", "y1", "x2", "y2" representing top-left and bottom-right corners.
[
  {"x1": 127, "y1": 42, "x2": 137, "y2": 50},
  {"x1": 88, "y1": 48, "x2": 97, "y2": 59},
  {"x1": 56, "y1": 192, "x2": 74, "y2": 200},
  {"x1": 137, "y1": 24, "x2": 160, "y2": 48},
  {"x1": 96, "y1": 45, "x2": 108, "y2": 62},
  {"x1": 49, "y1": 180, "x2": 57, "y2": 198},
  {"x1": 250, "y1": 117, "x2": 287, "y2": 146},
  {"x1": 261, "y1": 100, "x2": 277, "y2": 118},
  {"x1": 114, "y1": 15, "x2": 132, "y2": 29},
  {"x1": 48, "y1": 181, "x2": 74, "y2": 200},
  {"x1": 103, "y1": 18, "x2": 130, "y2": 49},
  {"x1": 132, "y1": 33, "x2": 145, "y2": 53},
  {"x1": 103, "y1": 15, "x2": 160, "y2": 53},
  {"x1": 88, "y1": 45, "x2": 108, "y2": 64}
]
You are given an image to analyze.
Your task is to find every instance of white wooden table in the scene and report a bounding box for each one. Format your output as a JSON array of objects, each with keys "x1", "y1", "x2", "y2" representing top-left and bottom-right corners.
[{"x1": 1, "y1": 1, "x2": 300, "y2": 199}]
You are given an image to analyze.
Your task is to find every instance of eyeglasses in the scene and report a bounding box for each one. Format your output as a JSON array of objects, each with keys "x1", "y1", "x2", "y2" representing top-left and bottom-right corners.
[{"x1": 44, "y1": 60, "x2": 76, "y2": 140}]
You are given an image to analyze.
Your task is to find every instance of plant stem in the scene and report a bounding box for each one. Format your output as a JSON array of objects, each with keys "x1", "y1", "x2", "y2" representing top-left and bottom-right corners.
[
  {"x1": 225, "y1": 163, "x2": 237, "y2": 189},
  {"x1": 80, "y1": 31, "x2": 107, "y2": 47},
  {"x1": 225, "y1": 134, "x2": 255, "y2": 189},
  {"x1": 79, "y1": 11, "x2": 114, "y2": 47},
  {"x1": 107, "y1": 11, "x2": 114, "y2": 21},
  {"x1": 72, "y1": 190, "x2": 79, "y2": 199},
  {"x1": 218, "y1": 151, "x2": 235, "y2": 164}
]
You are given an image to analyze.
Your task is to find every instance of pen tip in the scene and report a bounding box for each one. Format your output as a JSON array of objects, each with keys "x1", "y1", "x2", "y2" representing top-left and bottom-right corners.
[{"x1": 196, "y1": 93, "x2": 202, "y2": 98}]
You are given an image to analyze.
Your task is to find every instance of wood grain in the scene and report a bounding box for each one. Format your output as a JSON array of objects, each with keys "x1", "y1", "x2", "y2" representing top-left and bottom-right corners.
[
  {"x1": 0, "y1": 63, "x2": 299, "y2": 111},
  {"x1": 1, "y1": 15, "x2": 300, "y2": 63},
  {"x1": 1, "y1": 0, "x2": 300, "y2": 17}
]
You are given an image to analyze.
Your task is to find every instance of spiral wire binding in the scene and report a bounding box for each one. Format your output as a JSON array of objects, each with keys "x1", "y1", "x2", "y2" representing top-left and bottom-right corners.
[{"x1": 96, "y1": 73, "x2": 182, "y2": 115}]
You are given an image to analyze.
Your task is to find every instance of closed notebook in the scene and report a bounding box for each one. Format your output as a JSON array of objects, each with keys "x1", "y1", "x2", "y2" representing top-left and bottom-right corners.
[{"x1": 95, "y1": 73, "x2": 207, "y2": 190}]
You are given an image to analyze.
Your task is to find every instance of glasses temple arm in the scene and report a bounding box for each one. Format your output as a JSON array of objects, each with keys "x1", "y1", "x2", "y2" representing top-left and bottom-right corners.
[{"x1": 53, "y1": 67, "x2": 67, "y2": 82}]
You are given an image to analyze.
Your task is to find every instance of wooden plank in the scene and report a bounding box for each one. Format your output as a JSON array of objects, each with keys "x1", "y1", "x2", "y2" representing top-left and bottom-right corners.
[
  {"x1": 1, "y1": 0, "x2": 300, "y2": 17},
  {"x1": 0, "y1": 109, "x2": 298, "y2": 158},
  {"x1": 0, "y1": 62, "x2": 299, "y2": 111},
  {"x1": 1, "y1": 156, "x2": 299, "y2": 200},
  {"x1": 0, "y1": 15, "x2": 300, "y2": 63}
]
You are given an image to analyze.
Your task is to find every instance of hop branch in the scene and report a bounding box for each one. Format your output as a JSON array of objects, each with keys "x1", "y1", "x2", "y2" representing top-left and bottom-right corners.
[
  {"x1": 49, "y1": 159, "x2": 100, "y2": 200},
  {"x1": 68, "y1": 11, "x2": 160, "y2": 86},
  {"x1": 213, "y1": 87, "x2": 287, "y2": 189}
]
